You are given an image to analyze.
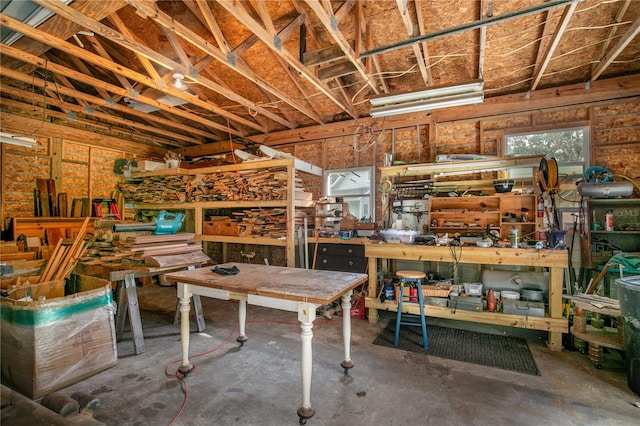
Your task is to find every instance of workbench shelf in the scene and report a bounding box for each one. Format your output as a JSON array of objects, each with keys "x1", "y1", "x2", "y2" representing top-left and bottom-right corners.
[
  {"x1": 426, "y1": 194, "x2": 542, "y2": 239},
  {"x1": 121, "y1": 158, "x2": 317, "y2": 266},
  {"x1": 364, "y1": 244, "x2": 568, "y2": 351}
]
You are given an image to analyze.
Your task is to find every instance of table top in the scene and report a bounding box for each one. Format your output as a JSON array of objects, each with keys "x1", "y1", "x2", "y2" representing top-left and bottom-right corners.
[{"x1": 165, "y1": 263, "x2": 368, "y2": 305}]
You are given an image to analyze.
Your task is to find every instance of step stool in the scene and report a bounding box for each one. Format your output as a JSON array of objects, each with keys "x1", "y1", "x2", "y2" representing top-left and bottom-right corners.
[{"x1": 395, "y1": 270, "x2": 428, "y2": 349}]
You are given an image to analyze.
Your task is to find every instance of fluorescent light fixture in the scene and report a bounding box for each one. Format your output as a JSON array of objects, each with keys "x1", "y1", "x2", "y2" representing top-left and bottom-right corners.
[
  {"x1": 0, "y1": 131, "x2": 37, "y2": 148},
  {"x1": 370, "y1": 80, "x2": 484, "y2": 118}
]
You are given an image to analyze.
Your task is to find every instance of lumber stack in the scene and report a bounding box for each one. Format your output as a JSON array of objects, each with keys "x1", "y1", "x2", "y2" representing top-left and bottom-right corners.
[
  {"x1": 118, "y1": 167, "x2": 307, "y2": 204},
  {"x1": 118, "y1": 175, "x2": 190, "y2": 203},
  {"x1": 39, "y1": 217, "x2": 90, "y2": 283},
  {"x1": 235, "y1": 208, "x2": 287, "y2": 238},
  {"x1": 118, "y1": 233, "x2": 208, "y2": 267}
]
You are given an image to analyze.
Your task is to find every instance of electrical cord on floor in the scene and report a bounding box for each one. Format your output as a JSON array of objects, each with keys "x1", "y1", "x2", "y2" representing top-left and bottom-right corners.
[{"x1": 164, "y1": 316, "x2": 343, "y2": 425}]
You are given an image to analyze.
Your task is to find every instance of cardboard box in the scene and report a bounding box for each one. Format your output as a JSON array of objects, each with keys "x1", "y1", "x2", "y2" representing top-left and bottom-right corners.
[
  {"x1": 203, "y1": 220, "x2": 239, "y2": 236},
  {"x1": 1, "y1": 275, "x2": 117, "y2": 399}
]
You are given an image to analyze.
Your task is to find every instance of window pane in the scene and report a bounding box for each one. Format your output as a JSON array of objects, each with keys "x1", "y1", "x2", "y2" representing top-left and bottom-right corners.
[
  {"x1": 325, "y1": 167, "x2": 374, "y2": 220},
  {"x1": 506, "y1": 128, "x2": 585, "y2": 162}
]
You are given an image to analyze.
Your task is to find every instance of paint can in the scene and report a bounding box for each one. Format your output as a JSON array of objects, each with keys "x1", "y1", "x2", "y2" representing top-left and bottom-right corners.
[
  {"x1": 604, "y1": 210, "x2": 614, "y2": 231},
  {"x1": 384, "y1": 285, "x2": 394, "y2": 301}
]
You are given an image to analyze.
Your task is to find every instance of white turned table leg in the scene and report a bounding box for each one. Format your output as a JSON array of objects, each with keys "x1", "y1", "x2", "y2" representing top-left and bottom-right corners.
[
  {"x1": 297, "y1": 302, "x2": 316, "y2": 422},
  {"x1": 237, "y1": 299, "x2": 248, "y2": 345},
  {"x1": 177, "y1": 283, "x2": 193, "y2": 374},
  {"x1": 340, "y1": 290, "x2": 354, "y2": 373}
]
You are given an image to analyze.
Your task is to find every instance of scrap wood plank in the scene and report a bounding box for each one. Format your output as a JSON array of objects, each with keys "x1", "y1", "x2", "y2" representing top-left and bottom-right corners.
[
  {"x1": 144, "y1": 250, "x2": 211, "y2": 267},
  {"x1": 138, "y1": 245, "x2": 203, "y2": 258},
  {"x1": 126, "y1": 233, "x2": 196, "y2": 244}
]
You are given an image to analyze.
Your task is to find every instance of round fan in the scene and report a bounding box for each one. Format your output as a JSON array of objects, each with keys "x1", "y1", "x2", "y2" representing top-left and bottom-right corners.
[
  {"x1": 585, "y1": 166, "x2": 613, "y2": 183},
  {"x1": 114, "y1": 158, "x2": 129, "y2": 174}
]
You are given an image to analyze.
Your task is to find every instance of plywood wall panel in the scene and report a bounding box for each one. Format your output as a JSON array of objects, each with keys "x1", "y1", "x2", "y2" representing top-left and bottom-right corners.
[
  {"x1": 90, "y1": 148, "x2": 122, "y2": 199},
  {"x1": 534, "y1": 109, "x2": 588, "y2": 125},
  {"x1": 482, "y1": 115, "x2": 532, "y2": 131},
  {"x1": 63, "y1": 142, "x2": 90, "y2": 163},
  {"x1": 592, "y1": 144, "x2": 640, "y2": 179}
]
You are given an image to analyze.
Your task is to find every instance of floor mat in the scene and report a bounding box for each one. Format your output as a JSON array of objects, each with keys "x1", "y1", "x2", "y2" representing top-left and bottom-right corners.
[{"x1": 373, "y1": 320, "x2": 540, "y2": 376}]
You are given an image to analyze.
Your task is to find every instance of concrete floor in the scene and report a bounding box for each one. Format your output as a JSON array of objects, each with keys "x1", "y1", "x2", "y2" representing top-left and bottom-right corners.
[{"x1": 50, "y1": 282, "x2": 639, "y2": 426}]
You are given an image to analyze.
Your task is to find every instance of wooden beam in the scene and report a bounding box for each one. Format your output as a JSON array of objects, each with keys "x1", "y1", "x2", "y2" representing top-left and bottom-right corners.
[
  {"x1": 0, "y1": 95, "x2": 188, "y2": 148},
  {"x1": 303, "y1": 42, "x2": 354, "y2": 67},
  {"x1": 0, "y1": 46, "x2": 222, "y2": 140},
  {"x1": 0, "y1": 13, "x2": 237, "y2": 138},
  {"x1": 244, "y1": 74, "x2": 640, "y2": 146},
  {"x1": 213, "y1": 0, "x2": 351, "y2": 118},
  {"x1": 592, "y1": 14, "x2": 640, "y2": 80},
  {"x1": 304, "y1": 0, "x2": 378, "y2": 96},
  {"x1": 318, "y1": 60, "x2": 357, "y2": 80},
  {"x1": 0, "y1": 111, "x2": 166, "y2": 157},
  {"x1": 530, "y1": 2, "x2": 577, "y2": 90},
  {"x1": 27, "y1": 2, "x2": 268, "y2": 134},
  {"x1": 120, "y1": 1, "x2": 300, "y2": 128},
  {"x1": 395, "y1": 0, "x2": 429, "y2": 86}
]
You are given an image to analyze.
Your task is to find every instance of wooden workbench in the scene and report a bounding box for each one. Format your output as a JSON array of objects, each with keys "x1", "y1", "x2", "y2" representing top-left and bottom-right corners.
[
  {"x1": 164, "y1": 263, "x2": 368, "y2": 424},
  {"x1": 365, "y1": 244, "x2": 569, "y2": 351}
]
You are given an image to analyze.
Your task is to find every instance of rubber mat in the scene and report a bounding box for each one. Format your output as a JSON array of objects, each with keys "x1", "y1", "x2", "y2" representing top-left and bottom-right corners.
[{"x1": 373, "y1": 320, "x2": 540, "y2": 376}]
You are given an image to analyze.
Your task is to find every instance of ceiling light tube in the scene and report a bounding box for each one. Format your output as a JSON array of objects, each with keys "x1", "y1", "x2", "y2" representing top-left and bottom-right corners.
[
  {"x1": 370, "y1": 92, "x2": 484, "y2": 118},
  {"x1": 0, "y1": 132, "x2": 37, "y2": 148},
  {"x1": 370, "y1": 80, "x2": 484, "y2": 106}
]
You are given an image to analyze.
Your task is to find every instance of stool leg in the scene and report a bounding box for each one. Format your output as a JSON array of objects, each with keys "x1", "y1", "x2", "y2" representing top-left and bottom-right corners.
[
  {"x1": 394, "y1": 283, "x2": 404, "y2": 347},
  {"x1": 416, "y1": 279, "x2": 428, "y2": 349}
]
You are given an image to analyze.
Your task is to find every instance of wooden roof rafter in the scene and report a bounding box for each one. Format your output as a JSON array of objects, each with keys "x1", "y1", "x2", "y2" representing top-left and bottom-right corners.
[
  {"x1": 592, "y1": 13, "x2": 640, "y2": 80},
  {"x1": 0, "y1": 62, "x2": 222, "y2": 144},
  {"x1": 186, "y1": 0, "x2": 300, "y2": 130},
  {"x1": 478, "y1": 0, "x2": 488, "y2": 81},
  {"x1": 213, "y1": 0, "x2": 353, "y2": 119},
  {"x1": 0, "y1": 95, "x2": 183, "y2": 149},
  {"x1": 395, "y1": 0, "x2": 429, "y2": 86},
  {"x1": 30, "y1": 0, "x2": 270, "y2": 135},
  {"x1": 303, "y1": 0, "x2": 378, "y2": 99},
  {"x1": 414, "y1": 0, "x2": 433, "y2": 87},
  {"x1": 0, "y1": 79, "x2": 197, "y2": 147},
  {"x1": 592, "y1": 0, "x2": 631, "y2": 74},
  {"x1": 123, "y1": 0, "x2": 314, "y2": 128},
  {"x1": 530, "y1": 1, "x2": 578, "y2": 91}
]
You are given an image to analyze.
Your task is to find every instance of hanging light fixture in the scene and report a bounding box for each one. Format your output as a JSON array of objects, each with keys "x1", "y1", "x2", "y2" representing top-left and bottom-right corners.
[
  {"x1": 370, "y1": 80, "x2": 484, "y2": 118},
  {"x1": 172, "y1": 72, "x2": 186, "y2": 90},
  {"x1": 0, "y1": 131, "x2": 37, "y2": 148}
]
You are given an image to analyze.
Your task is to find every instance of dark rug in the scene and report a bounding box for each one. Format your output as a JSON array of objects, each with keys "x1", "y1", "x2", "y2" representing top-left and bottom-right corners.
[{"x1": 373, "y1": 320, "x2": 540, "y2": 376}]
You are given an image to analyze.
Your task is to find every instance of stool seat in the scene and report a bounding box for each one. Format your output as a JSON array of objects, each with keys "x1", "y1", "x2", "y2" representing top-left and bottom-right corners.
[
  {"x1": 395, "y1": 270, "x2": 428, "y2": 349},
  {"x1": 396, "y1": 270, "x2": 426, "y2": 280}
]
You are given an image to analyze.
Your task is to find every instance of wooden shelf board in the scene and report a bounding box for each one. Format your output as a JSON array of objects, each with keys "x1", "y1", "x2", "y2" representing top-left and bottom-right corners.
[
  {"x1": 570, "y1": 326, "x2": 624, "y2": 350},
  {"x1": 366, "y1": 299, "x2": 567, "y2": 333}
]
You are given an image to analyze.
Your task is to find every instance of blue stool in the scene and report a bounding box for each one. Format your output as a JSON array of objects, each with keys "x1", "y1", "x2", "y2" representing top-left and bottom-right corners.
[{"x1": 395, "y1": 270, "x2": 428, "y2": 349}]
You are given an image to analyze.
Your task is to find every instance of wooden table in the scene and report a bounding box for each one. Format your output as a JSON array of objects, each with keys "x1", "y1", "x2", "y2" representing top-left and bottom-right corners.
[{"x1": 164, "y1": 263, "x2": 368, "y2": 424}]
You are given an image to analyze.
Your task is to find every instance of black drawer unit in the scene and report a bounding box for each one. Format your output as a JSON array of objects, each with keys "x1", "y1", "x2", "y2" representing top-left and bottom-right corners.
[{"x1": 309, "y1": 243, "x2": 367, "y2": 273}]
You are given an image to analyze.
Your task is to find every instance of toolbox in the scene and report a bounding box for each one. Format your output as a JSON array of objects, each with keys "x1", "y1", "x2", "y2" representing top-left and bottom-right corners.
[
  {"x1": 447, "y1": 296, "x2": 483, "y2": 312},
  {"x1": 502, "y1": 300, "x2": 545, "y2": 317}
]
